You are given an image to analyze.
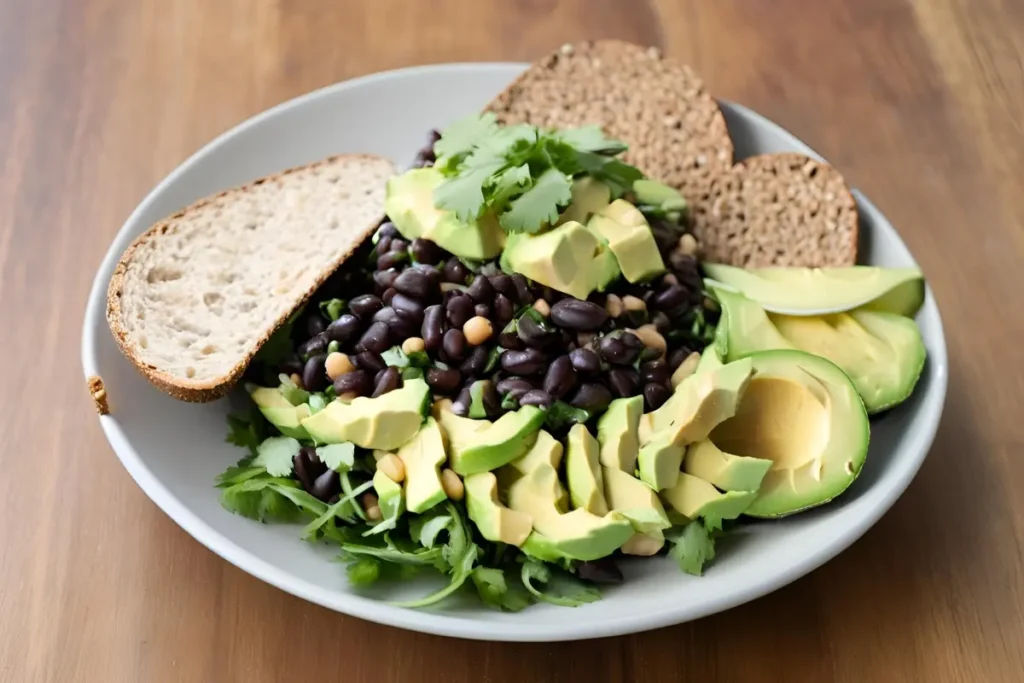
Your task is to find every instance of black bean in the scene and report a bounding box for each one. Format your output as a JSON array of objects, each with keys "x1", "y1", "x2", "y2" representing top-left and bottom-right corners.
[
  {"x1": 372, "y1": 367, "x2": 403, "y2": 397},
  {"x1": 279, "y1": 353, "x2": 304, "y2": 376},
  {"x1": 639, "y1": 346, "x2": 662, "y2": 363},
  {"x1": 413, "y1": 262, "x2": 443, "y2": 286},
  {"x1": 597, "y1": 336, "x2": 627, "y2": 364},
  {"x1": 667, "y1": 348, "x2": 689, "y2": 372},
  {"x1": 377, "y1": 251, "x2": 407, "y2": 271},
  {"x1": 302, "y1": 354, "x2": 329, "y2": 392},
  {"x1": 644, "y1": 383, "x2": 673, "y2": 411},
  {"x1": 310, "y1": 469, "x2": 340, "y2": 502},
  {"x1": 422, "y1": 305, "x2": 445, "y2": 352},
  {"x1": 391, "y1": 292, "x2": 425, "y2": 318},
  {"x1": 620, "y1": 332, "x2": 643, "y2": 350},
  {"x1": 550, "y1": 299, "x2": 609, "y2": 331},
  {"x1": 608, "y1": 368, "x2": 640, "y2": 398},
  {"x1": 293, "y1": 446, "x2": 326, "y2": 492},
  {"x1": 442, "y1": 328, "x2": 466, "y2": 361},
  {"x1": 569, "y1": 348, "x2": 601, "y2": 375},
  {"x1": 519, "y1": 389, "x2": 553, "y2": 408},
  {"x1": 481, "y1": 381, "x2": 503, "y2": 417},
  {"x1": 496, "y1": 377, "x2": 534, "y2": 399},
  {"x1": 517, "y1": 314, "x2": 555, "y2": 348},
  {"x1": 306, "y1": 314, "x2": 327, "y2": 338},
  {"x1": 377, "y1": 222, "x2": 399, "y2": 239},
  {"x1": 569, "y1": 383, "x2": 613, "y2": 412},
  {"x1": 653, "y1": 285, "x2": 688, "y2": 314},
  {"x1": 353, "y1": 351, "x2": 386, "y2": 373},
  {"x1": 543, "y1": 355, "x2": 577, "y2": 399},
  {"x1": 488, "y1": 273, "x2": 512, "y2": 295},
  {"x1": 443, "y1": 257, "x2": 470, "y2": 284},
  {"x1": 577, "y1": 557, "x2": 624, "y2": 584},
  {"x1": 460, "y1": 345, "x2": 489, "y2": 377},
  {"x1": 373, "y1": 268, "x2": 400, "y2": 290},
  {"x1": 510, "y1": 274, "x2": 532, "y2": 304},
  {"x1": 410, "y1": 238, "x2": 444, "y2": 265},
  {"x1": 376, "y1": 235, "x2": 393, "y2": 255},
  {"x1": 474, "y1": 303, "x2": 490, "y2": 318},
  {"x1": 349, "y1": 294, "x2": 383, "y2": 318},
  {"x1": 651, "y1": 311, "x2": 672, "y2": 332},
  {"x1": 467, "y1": 274, "x2": 494, "y2": 303},
  {"x1": 500, "y1": 348, "x2": 548, "y2": 375},
  {"x1": 357, "y1": 321, "x2": 391, "y2": 353},
  {"x1": 333, "y1": 369, "x2": 372, "y2": 396},
  {"x1": 493, "y1": 294, "x2": 514, "y2": 325},
  {"x1": 382, "y1": 287, "x2": 397, "y2": 306},
  {"x1": 641, "y1": 359, "x2": 671, "y2": 387},
  {"x1": 394, "y1": 269, "x2": 432, "y2": 300},
  {"x1": 453, "y1": 386, "x2": 472, "y2": 416},
  {"x1": 389, "y1": 238, "x2": 409, "y2": 253},
  {"x1": 446, "y1": 294, "x2": 474, "y2": 328},
  {"x1": 426, "y1": 367, "x2": 462, "y2": 394},
  {"x1": 298, "y1": 332, "x2": 329, "y2": 358},
  {"x1": 498, "y1": 331, "x2": 525, "y2": 351}
]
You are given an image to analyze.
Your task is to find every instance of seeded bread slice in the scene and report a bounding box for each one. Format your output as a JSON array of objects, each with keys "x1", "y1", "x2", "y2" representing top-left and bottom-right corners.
[
  {"x1": 107, "y1": 154, "x2": 396, "y2": 402},
  {"x1": 486, "y1": 40, "x2": 734, "y2": 208},
  {"x1": 694, "y1": 153, "x2": 858, "y2": 267}
]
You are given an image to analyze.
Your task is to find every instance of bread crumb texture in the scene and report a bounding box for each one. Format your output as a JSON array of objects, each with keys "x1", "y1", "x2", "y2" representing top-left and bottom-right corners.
[
  {"x1": 486, "y1": 40, "x2": 733, "y2": 207},
  {"x1": 694, "y1": 153, "x2": 858, "y2": 267},
  {"x1": 108, "y1": 155, "x2": 394, "y2": 387},
  {"x1": 87, "y1": 375, "x2": 109, "y2": 415}
]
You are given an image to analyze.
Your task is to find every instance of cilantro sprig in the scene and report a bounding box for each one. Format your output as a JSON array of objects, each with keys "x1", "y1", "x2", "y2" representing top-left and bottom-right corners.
[{"x1": 432, "y1": 114, "x2": 644, "y2": 234}]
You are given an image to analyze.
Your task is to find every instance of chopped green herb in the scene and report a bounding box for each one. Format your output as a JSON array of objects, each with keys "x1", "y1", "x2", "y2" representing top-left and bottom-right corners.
[
  {"x1": 666, "y1": 521, "x2": 717, "y2": 576},
  {"x1": 319, "y1": 298, "x2": 345, "y2": 321},
  {"x1": 520, "y1": 560, "x2": 602, "y2": 608}
]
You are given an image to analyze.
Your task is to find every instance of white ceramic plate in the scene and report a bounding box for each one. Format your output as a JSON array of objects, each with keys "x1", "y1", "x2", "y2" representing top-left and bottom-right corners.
[{"x1": 81, "y1": 63, "x2": 947, "y2": 642}]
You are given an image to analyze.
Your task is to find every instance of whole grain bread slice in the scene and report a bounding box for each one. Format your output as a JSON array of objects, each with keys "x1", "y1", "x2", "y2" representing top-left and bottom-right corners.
[
  {"x1": 107, "y1": 154, "x2": 396, "y2": 402},
  {"x1": 694, "y1": 153, "x2": 859, "y2": 267},
  {"x1": 485, "y1": 40, "x2": 734, "y2": 208}
]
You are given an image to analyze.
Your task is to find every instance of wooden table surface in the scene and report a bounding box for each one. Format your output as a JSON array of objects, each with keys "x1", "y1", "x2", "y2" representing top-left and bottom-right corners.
[{"x1": 3, "y1": 0, "x2": 1023, "y2": 681}]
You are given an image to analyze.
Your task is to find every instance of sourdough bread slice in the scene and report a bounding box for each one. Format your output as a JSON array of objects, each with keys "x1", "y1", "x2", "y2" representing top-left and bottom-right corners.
[
  {"x1": 107, "y1": 154, "x2": 396, "y2": 402},
  {"x1": 485, "y1": 40, "x2": 734, "y2": 208},
  {"x1": 694, "y1": 153, "x2": 858, "y2": 267}
]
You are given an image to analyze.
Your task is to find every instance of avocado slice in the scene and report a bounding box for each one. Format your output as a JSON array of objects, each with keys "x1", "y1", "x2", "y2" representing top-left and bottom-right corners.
[
  {"x1": 301, "y1": 378, "x2": 429, "y2": 450},
  {"x1": 602, "y1": 466, "x2": 671, "y2": 534},
  {"x1": 683, "y1": 439, "x2": 772, "y2": 492},
  {"x1": 640, "y1": 358, "x2": 753, "y2": 446},
  {"x1": 384, "y1": 167, "x2": 505, "y2": 259},
  {"x1": 395, "y1": 417, "x2": 447, "y2": 514},
  {"x1": 596, "y1": 396, "x2": 643, "y2": 472},
  {"x1": 251, "y1": 387, "x2": 311, "y2": 439},
  {"x1": 587, "y1": 200, "x2": 666, "y2": 283},
  {"x1": 504, "y1": 431, "x2": 633, "y2": 561},
  {"x1": 703, "y1": 263, "x2": 925, "y2": 316},
  {"x1": 464, "y1": 471, "x2": 532, "y2": 547},
  {"x1": 713, "y1": 286, "x2": 925, "y2": 413},
  {"x1": 436, "y1": 401, "x2": 546, "y2": 476},
  {"x1": 557, "y1": 177, "x2": 611, "y2": 225},
  {"x1": 709, "y1": 350, "x2": 869, "y2": 517},
  {"x1": 501, "y1": 221, "x2": 620, "y2": 300},
  {"x1": 620, "y1": 528, "x2": 666, "y2": 556},
  {"x1": 660, "y1": 472, "x2": 757, "y2": 525},
  {"x1": 637, "y1": 434, "x2": 686, "y2": 491},
  {"x1": 565, "y1": 424, "x2": 608, "y2": 514}
]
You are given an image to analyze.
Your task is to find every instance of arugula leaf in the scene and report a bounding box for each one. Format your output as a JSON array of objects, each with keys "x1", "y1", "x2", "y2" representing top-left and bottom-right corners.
[
  {"x1": 225, "y1": 409, "x2": 269, "y2": 457},
  {"x1": 319, "y1": 298, "x2": 345, "y2": 322},
  {"x1": 471, "y1": 567, "x2": 532, "y2": 612},
  {"x1": 316, "y1": 443, "x2": 355, "y2": 472},
  {"x1": 302, "y1": 479, "x2": 375, "y2": 541},
  {"x1": 666, "y1": 521, "x2": 717, "y2": 576},
  {"x1": 500, "y1": 168, "x2": 573, "y2": 233},
  {"x1": 391, "y1": 543, "x2": 479, "y2": 608},
  {"x1": 253, "y1": 436, "x2": 301, "y2": 477},
  {"x1": 520, "y1": 560, "x2": 602, "y2": 607},
  {"x1": 340, "y1": 535, "x2": 446, "y2": 571},
  {"x1": 346, "y1": 557, "x2": 381, "y2": 586},
  {"x1": 340, "y1": 471, "x2": 368, "y2": 521},
  {"x1": 434, "y1": 112, "x2": 500, "y2": 160},
  {"x1": 555, "y1": 126, "x2": 628, "y2": 154},
  {"x1": 544, "y1": 401, "x2": 592, "y2": 431},
  {"x1": 409, "y1": 509, "x2": 454, "y2": 549}
]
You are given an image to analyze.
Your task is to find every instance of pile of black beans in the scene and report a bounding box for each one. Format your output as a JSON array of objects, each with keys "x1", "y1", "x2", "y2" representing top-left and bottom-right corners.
[{"x1": 276, "y1": 218, "x2": 716, "y2": 424}]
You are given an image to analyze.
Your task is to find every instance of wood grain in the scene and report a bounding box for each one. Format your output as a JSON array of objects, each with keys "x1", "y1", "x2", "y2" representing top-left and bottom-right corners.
[{"x1": 1, "y1": 0, "x2": 1022, "y2": 681}]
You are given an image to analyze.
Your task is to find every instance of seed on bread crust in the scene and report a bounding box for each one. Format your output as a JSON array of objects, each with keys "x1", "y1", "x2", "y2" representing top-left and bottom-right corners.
[{"x1": 693, "y1": 153, "x2": 859, "y2": 267}]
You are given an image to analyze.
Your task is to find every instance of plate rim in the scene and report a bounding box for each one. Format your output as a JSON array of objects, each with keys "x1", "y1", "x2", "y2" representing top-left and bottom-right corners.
[{"x1": 80, "y1": 62, "x2": 948, "y2": 641}]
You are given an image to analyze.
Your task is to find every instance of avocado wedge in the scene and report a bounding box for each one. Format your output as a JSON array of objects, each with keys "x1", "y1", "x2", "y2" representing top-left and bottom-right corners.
[{"x1": 708, "y1": 350, "x2": 869, "y2": 517}]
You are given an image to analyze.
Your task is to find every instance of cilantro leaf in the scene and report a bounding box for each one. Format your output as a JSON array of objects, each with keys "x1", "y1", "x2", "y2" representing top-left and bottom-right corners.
[
  {"x1": 409, "y1": 509, "x2": 454, "y2": 549},
  {"x1": 302, "y1": 478, "x2": 375, "y2": 541},
  {"x1": 219, "y1": 476, "x2": 308, "y2": 523},
  {"x1": 666, "y1": 521, "x2": 717, "y2": 576},
  {"x1": 488, "y1": 163, "x2": 532, "y2": 208},
  {"x1": 391, "y1": 543, "x2": 479, "y2": 608},
  {"x1": 434, "y1": 113, "x2": 500, "y2": 160},
  {"x1": 544, "y1": 401, "x2": 592, "y2": 431},
  {"x1": 471, "y1": 567, "x2": 532, "y2": 612},
  {"x1": 214, "y1": 463, "x2": 265, "y2": 488},
  {"x1": 576, "y1": 152, "x2": 645, "y2": 197},
  {"x1": 340, "y1": 534, "x2": 446, "y2": 571},
  {"x1": 433, "y1": 163, "x2": 502, "y2": 222},
  {"x1": 500, "y1": 168, "x2": 573, "y2": 233},
  {"x1": 254, "y1": 306, "x2": 302, "y2": 366},
  {"x1": 554, "y1": 126, "x2": 628, "y2": 154},
  {"x1": 225, "y1": 409, "x2": 269, "y2": 457},
  {"x1": 316, "y1": 443, "x2": 355, "y2": 472},
  {"x1": 520, "y1": 560, "x2": 602, "y2": 607},
  {"x1": 253, "y1": 436, "x2": 301, "y2": 477},
  {"x1": 380, "y1": 346, "x2": 431, "y2": 369},
  {"x1": 319, "y1": 298, "x2": 345, "y2": 322}
]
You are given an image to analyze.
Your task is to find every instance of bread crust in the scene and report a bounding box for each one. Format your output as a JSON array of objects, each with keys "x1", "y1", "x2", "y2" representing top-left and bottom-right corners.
[{"x1": 106, "y1": 154, "x2": 391, "y2": 403}]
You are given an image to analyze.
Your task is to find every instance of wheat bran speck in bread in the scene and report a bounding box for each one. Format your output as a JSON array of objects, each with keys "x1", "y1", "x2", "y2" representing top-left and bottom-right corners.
[
  {"x1": 694, "y1": 153, "x2": 859, "y2": 267},
  {"x1": 106, "y1": 154, "x2": 395, "y2": 402},
  {"x1": 485, "y1": 40, "x2": 734, "y2": 209}
]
